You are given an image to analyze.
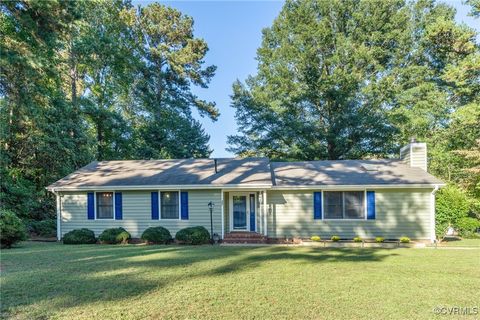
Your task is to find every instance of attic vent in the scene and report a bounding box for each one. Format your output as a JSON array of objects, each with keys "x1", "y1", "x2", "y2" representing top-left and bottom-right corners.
[{"x1": 362, "y1": 164, "x2": 379, "y2": 171}]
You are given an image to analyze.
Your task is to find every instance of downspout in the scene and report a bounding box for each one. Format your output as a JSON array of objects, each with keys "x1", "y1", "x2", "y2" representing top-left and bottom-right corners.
[{"x1": 430, "y1": 185, "x2": 440, "y2": 243}]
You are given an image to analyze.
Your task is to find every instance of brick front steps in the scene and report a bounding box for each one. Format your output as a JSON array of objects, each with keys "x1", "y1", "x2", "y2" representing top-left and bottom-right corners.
[{"x1": 222, "y1": 232, "x2": 267, "y2": 244}]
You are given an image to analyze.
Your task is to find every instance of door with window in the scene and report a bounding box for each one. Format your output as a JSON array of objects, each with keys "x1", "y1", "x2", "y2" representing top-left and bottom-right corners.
[{"x1": 230, "y1": 193, "x2": 255, "y2": 231}]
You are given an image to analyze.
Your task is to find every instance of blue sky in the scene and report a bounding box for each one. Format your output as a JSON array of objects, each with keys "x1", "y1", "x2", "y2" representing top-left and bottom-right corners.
[{"x1": 133, "y1": 0, "x2": 479, "y2": 158}]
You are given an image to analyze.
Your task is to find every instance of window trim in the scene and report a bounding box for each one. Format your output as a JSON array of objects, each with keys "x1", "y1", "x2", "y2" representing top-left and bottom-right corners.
[
  {"x1": 94, "y1": 191, "x2": 116, "y2": 220},
  {"x1": 321, "y1": 190, "x2": 368, "y2": 221},
  {"x1": 158, "y1": 190, "x2": 181, "y2": 220}
]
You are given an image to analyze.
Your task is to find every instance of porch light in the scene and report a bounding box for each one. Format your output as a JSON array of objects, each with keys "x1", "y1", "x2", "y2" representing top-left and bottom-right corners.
[
  {"x1": 258, "y1": 193, "x2": 263, "y2": 204},
  {"x1": 208, "y1": 201, "x2": 215, "y2": 244}
]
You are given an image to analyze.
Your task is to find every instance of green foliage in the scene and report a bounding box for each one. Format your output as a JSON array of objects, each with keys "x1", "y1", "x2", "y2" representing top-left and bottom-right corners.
[
  {"x1": 0, "y1": 210, "x2": 28, "y2": 248},
  {"x1": 331, "y1": 236, "x2": 340, "y2": 242},
  {"x1": 28, "y1": 219, "x2": 56, "y2": 238},
  {"x1": 310, "y1": 236, "x2": 321, "y2": 242},
  {"x1": 141, "y1": 227, "x2": 172, "y2": 244},
  {"x1": 63, "y1": 229, "x2": 97, "y2": 245},
  {"x1": 456, "y1": 217, "x2": 480, "y2": 238},
  {"x1": 375, "y1": 237, "x2": 385, "y2": 243},
  {"x1": 0, "y1": 1, "x2": 217, "y2": 222},
  {"x1": 436, "y1": 185, "x2": 470, "y2": 237},
  {"x1": 353, "y1": 237, "x2": 362, "y2": 243},
  {"x1": 399, "y1": 237, "x2": 411, "y2": 243},
  {"x1": 98, "y1": 227, "x2": 131, "y2": 244},
  {"x1": 175, "y1": 226, "x2": 210, "y2": 245}
]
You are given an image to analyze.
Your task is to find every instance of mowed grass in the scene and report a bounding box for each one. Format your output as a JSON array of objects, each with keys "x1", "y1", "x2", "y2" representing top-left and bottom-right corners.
[{"x1": 1, "y1": 242, "x2": 479, "y2": 320}]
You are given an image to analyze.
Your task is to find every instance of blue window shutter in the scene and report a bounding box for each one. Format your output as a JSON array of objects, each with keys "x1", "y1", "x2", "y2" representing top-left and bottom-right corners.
[
  {"x1": 367, "y1": 191, "x2": 376, "y2": 220},
  {"x1": 313, "y1": 192, "x2": 322, "y2": 219},
  {"x1": 181, "y1": 191, "x2": 189, "y2": 220},
  {"x1": 87, "y1": 192, "x2": 95, "y2": 220},
  {"x1": 115, "y1": 192, "x2": 122, "y2": 220},
  {"x1": 249, "y1": 194, "x2": 256, "y2": 231},
  {"x1": 151, "y1": 192, "x2": 159, "y2": 220}
]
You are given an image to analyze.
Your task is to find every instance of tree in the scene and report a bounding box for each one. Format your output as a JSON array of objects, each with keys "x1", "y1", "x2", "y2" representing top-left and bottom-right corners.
[
  {"x1": 0, "y1": 1, "x2": 218, "y2": 221},
  {"x1": 131, "y1": 3, "x2": 218, "y2": 159},
  {"x1": 228, "y1": 0, "x2": 479, "y2": 162}
]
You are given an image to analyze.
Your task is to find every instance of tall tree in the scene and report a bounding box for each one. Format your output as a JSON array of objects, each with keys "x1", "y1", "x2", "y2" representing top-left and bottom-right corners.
[
  {"x1": 228, "y1": 0, "x2": 478, "y2": 162},
  {"x1": 131, "y1": 4, "x2": 218, "y2": 159}
]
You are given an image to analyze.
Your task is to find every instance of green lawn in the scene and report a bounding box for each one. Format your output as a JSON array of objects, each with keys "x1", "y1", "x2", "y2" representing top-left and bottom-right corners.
[{"x1": 1, "y1": 242, "x2": 479, "y2": 320}]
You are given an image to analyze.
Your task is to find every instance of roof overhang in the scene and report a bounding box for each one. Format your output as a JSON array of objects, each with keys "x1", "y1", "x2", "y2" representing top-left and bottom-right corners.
[
  {"x1": 48, "y1": 183, "x2": 445, "y2": 192},
  {"x1": 47, "y1": 184, "x2": 273, "y2": 192},
  {"x1": 271, "y1": 183, "x2": 446, "y2": 190}
]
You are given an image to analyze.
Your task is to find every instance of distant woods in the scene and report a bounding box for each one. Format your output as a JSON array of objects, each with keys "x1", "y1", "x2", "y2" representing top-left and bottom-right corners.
[{"x1": 1, "y1": 1, "x2": 217, "y2": 219}]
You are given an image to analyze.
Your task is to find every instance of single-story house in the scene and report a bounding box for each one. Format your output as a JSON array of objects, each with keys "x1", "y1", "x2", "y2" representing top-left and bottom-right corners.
[{"x1": 47, "y1": 141, "x2": 444, "y2": 243}]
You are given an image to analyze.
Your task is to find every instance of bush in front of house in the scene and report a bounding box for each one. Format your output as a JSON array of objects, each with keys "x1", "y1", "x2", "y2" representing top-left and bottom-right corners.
[
  {"x1": 375, "y1": 237, "x2": 385, "y2": 243},
  {"x1": 353, "y1": 237, "x2": 362, "y2": 243},
  {"x1": 456, "y1": 217, "x2": 480, "y2": 238},
  {"x1": 0, "y1": 209, "x2": 28, "y2": 248},
  {"x1": 141, "y1": 226, "x2": 172, "y2": 244},
  {"x1": 435, "y1": 185, "x2": 470, "y2": 238},
  {"x1": 63, "y1": 228, "x2": 97, "y2": 244},
  {"x1": 331, "y1": 235, "x2": 340, "y2": 242},
  {"x1": 310, "y1": 236, "x2": 321, "y2": 242},
  {"x1": 399, "y1": 237, "x2": 410, "y2": 243},
  {"x1": 28, "y1": 219, "x2": 56, "y2": 237},
  {"x1": 99, "y1": 227, "x2": 131, "y2": 244},
  {"x1": 175, "y1": 226, "x2": 210, "y2": 245}
]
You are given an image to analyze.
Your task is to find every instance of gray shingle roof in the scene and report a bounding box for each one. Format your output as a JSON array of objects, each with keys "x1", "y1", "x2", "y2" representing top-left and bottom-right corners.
[
  {"x1": 271, "y1": 159, "x2": 444, "y2": 186},
  {"x1": 48, "y1": 158, "x2": 444, "y2": 190},
  {"x1": 48, "y1": 158, "x2": 272, "y2": 189}
]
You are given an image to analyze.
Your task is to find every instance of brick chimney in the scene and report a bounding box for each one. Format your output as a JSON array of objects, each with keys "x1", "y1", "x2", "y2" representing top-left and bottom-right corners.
[{"x1": 400, "y1": 138, "x2": 427, "y2": 171}]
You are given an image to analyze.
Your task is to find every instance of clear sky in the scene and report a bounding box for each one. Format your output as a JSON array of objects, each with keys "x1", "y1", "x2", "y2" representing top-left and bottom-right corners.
[{"x1": 132, "y1": 0, "x2": 479, "y2": 158}]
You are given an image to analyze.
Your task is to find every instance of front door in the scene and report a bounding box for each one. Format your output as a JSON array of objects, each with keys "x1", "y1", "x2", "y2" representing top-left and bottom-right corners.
[{"x1": 232, "y1": 195, "x2": 247, "y2": 230}]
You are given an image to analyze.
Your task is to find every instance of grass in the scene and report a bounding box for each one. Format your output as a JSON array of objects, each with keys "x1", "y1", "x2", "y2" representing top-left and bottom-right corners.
[
  {"x1": 436, "y1": 238, "x2": 480, "y2": 247},
  {"x1": 1, "y1": 242, "x2": 479, "y2": 320}
]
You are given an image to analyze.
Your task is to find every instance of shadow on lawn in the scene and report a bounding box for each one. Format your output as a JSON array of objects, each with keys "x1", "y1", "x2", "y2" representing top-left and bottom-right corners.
[{"x1": 1, "y1": 244, "x2": 396, "y2": 316}]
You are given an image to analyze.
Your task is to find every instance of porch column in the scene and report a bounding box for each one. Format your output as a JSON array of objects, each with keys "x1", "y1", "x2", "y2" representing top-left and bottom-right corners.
[
  {"x1": 263, "y1": 190, "x2": 268, "y2": 236},
  {"x1": 221, "y1": 190, "x2": 225, "y2": 239}
]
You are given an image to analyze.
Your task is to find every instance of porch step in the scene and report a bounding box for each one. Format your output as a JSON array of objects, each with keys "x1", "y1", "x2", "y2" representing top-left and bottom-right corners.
[{"x1": 223, "y1": 232, "x2": 267, "y2": 244}]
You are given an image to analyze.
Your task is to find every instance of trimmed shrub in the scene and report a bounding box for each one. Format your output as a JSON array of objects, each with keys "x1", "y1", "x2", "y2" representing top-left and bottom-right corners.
[
  {"x1": 99, "y1": 227, "x2": 131, "y2": 244},
  {"x1": 331, "y1": 235, "x2": 340, "y2": 242},
  {"x1": 63, "y1": 229, "x2": 96, "y2": 244},
  {"x1": 310, "y1": 236, "x2": 321, "y2": 242},
  {"x1": 175, "y1": 226, "x2": 210, "y2": 245},
  {"x1": 141, "y1": 226, "x2": 172, "y2": 244},
  {"x1": 456, "y1": 217, "x2": 480, "y2": 238},
  {"x1": 375, "y1": 237, "x2": 385, "y2": 243},
  {"x1": 436, "y1": 185, "x2": 470, "y2": 238},
  {"x1": 29, "y1": 219, "x2": 56, "y2": 237},
  {"x1": 1, "y1": 210, "x2": 27, "y2": 248},
  {"x1": 353, "y1": 237, "x2": 362, "y2": 243},
  {"x1": 399, "y1": 237, "x2": 410, "y2": 243}
]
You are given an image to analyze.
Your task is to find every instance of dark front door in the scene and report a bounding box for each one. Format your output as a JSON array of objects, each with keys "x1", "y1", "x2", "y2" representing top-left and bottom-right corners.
[{"x1": 233, "y1": 195, "x2": 247, "y2": 230}]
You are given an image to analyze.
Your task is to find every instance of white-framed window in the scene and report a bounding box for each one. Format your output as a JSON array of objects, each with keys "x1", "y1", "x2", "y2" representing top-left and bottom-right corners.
[
  {"x1": 96, "y1": 192, "x2": 114, "y2": 219},
  {"x1": 323, "y1": 191, "x2": 365, "y2": 220},
  {"x1": 160, "y1": 191, "x2": 180, "y2": 219}
]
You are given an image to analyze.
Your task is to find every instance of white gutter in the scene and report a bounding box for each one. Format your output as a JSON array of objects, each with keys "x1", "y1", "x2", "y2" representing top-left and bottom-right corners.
[
  {"x1": 430, "y1": 185, "x2": 440, "y2": 243},
  {"x1": 46, "y1": 184, "x2": 273, "y2": 192},
  {"x1": 47, "y1": 183, "x2": 445, "y2": 192}
]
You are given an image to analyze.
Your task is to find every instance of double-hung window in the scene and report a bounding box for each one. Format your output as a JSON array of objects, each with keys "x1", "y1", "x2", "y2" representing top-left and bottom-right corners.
[
  {"x1": 161, "y1": 191, "x2": 179, "y2": 219},
  {"x1": 323, "y1": 191, "x2": 364, "y2": 219},
  {"x1": 96, "y1": 192, "x2": 114, "y2": 219}
]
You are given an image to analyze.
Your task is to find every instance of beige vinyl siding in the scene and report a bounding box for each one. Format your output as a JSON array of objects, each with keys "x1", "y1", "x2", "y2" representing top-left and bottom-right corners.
[
  {"x1": 410, "y1": 146, "x2": 427, "y2": 171},
  {"x1": 267, "y1": 189, "x2": 432, "y2": 240},
  {"x1": 60, "y1": 190, "x2": 222, "y2": 238}
]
